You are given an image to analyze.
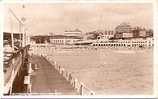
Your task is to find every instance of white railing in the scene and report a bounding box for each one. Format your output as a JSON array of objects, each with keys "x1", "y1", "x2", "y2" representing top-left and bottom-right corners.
[
  {"x1": 45, "y1": 55, "x2": 95, "y2": 95},
  {"x1": 30, "y1": 44, "x2": 95, "y2": 95},
  {"x1": 30, "y1": 44, "x2": 55, "y2": 56}
]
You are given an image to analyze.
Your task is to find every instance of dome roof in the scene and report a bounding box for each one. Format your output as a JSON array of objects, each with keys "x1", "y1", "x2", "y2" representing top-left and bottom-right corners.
[{"x1": 115, "y1": 23, "x2": 132, "y2": 33}]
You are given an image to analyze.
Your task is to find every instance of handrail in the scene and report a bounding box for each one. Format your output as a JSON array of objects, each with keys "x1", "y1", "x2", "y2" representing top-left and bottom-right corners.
[
  {"x1": 4, "y1": 45, "x2": 30, "y2": 94},
  {"x1": 4, "y1": 45, "x2": 30, "y2": 63}
]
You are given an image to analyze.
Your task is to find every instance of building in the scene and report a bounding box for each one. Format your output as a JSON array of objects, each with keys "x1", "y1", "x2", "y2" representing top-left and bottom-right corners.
[
  {"x1": 139, "y1": 29, "x2": 146, "y2": 37},
  {"x1": 50, "y1": 35, "x2": 82, "y2": 45},
  {"x1": 114, "y1": 23, "x2": 133, "y2": 39},
  {"x1": 64, "y1": 29, "x2": 82, "y2": 37},
  {"x1": 132, "y1": 27, "x2": 153, "y2": 38},
  {"x1": 97, "y1": 30, "x2": 114, "y2": 40},
  {"x1": 122, "y1": 32, "x2": 133, "y2": 38},
  {"x1": 146, "y1": 29, "x2": 153, "y2": 37},
  {"x1": 132, "y1": 27, "x2": 140, "y2": 38},
  {"x1": 30, "y1": 35, "x2": 50, "y2": 44},
  {"x1": 92, "y1": 37, "x2": 153, "y2": 48},
  {"x1": 115, "y1": 23, "x2": 132, "y2": 33},
  {"x1": 84, "y1": 31, "x2": 100, "y2": 40}
]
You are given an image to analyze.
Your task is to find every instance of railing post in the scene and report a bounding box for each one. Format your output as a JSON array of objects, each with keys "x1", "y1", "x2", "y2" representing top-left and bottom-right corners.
[
  {"x1": 61, "y1": 68, "x2": 64, "y2": 76},
  {"x1": 68, "y1": 73, "x2": 72, "y2": 83},
  {"x1": 66, "y1": 72, "x2": 69, "y2": 81},
  {"x1": 90, "y1": 91, "x2": 95, "y2": 95},
  {"x1": 35, "y1": 64, "x2": 38, "y2": 70},
  {"x1": 9, "y1": 84, "x2": 13, "y2": 95},
  {"x1": 54, "y1": 61, "x2": 56, "y2": 66},
  {"x1": 73, "y1": 79, "x2": 77, "y2": 89},
  {"x1": 79, "y1": 83, "x2": 83, "y2": 95},
  {"x1": 59, "y1": 65, "x2": 61, "y2": 72}
]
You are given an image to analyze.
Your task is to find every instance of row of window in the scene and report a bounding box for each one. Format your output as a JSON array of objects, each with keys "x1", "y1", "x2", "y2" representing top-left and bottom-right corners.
[
  {"x1": 50, "y1": 39, "x2": 79, "y2": 44},
  {"x1": 93, "y1": 43, "x2": 151, "y2": 47},
  {"x1": 96, "y1": 40, "x2": 151, "y2": 44},
  {"x1": 102, "y1": 32, "x2": 114, "y2": 35}
]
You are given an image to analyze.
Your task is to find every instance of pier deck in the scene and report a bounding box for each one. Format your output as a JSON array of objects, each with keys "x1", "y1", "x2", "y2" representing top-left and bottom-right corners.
[{"x1": 30, "y1": 55, "x2": 78, "y2": 95}]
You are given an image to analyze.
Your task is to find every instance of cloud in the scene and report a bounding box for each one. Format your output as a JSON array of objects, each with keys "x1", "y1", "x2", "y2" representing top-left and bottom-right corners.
[{"x1": 4, "y1": 3, "x2": 153, "y2": 35}]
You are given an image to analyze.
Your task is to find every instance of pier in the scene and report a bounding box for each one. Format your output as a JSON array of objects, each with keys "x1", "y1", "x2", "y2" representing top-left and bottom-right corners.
[
  {"x1": 3, "y1": 44, "x2": 94, "y2": 95},
  {"x1": 29, "y1": 55, "x2": 78, "y2": 95},
  {"x1": 3, "y1": 4, "x2": 154, "y2": 96}
]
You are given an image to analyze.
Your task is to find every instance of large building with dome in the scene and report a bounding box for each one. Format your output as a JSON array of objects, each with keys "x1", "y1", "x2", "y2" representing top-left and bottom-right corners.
[{"x1": 114, "y1": 23, "x2": 133, "y2": 39}]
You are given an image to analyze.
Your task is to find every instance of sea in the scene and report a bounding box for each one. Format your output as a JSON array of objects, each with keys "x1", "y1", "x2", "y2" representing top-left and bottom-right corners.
[{"x1": 47, "y1": 48, "x2": 153, "y2": 95}]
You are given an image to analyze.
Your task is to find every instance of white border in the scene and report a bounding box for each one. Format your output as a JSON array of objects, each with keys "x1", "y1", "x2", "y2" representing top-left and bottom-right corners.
[
  {"x1": 0, "y1": 0, "x2": 154, "y2": 4},
  {"x1": 153, "y1": 0, "x2": 158, "y2": 98},
  {"x1": 0, "y1": 1, "x2": 4, "y2": 98},
  {"x1": 0, "y1": 0, "x2": 157, "y2": 98}
]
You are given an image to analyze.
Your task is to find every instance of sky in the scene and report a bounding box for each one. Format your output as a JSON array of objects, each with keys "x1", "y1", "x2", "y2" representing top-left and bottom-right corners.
[{"x1": 3, "y1": 3, "x2": 153, "y2": 35}]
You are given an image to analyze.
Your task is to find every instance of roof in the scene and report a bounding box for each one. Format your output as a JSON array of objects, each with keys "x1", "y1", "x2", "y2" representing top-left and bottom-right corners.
[
  {"x1": 50, "y1": 35, "x2": 82, "y2": 39},
  {"x1": 30, "y1": 35, "x2": 82, "y2": 40},
  {"x1": 4, "y1": 32, "x2": 23, "y2": 34},
  {"x1": 65, "y1": 28, "x2": 82, "y2": 32},
  {"x1": 115, "y1": 23, "x2": 132, "y2": 29}
]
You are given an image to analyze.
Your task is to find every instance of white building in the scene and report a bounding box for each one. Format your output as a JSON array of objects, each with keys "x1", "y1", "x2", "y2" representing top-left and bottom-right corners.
[
  {"x1": 139, "y1": 29, "x2": 146, "y2": 37},
  {"x1": 122, "y1": 32, "x2": 133, "y2": 38},
  {"x1": 92, "y1": 37, "x2": 153, "y2": 48},
  {"x1": 98, "y1": 31, "x2": 114, "y2": 40},
  {"x1": 50, "y1": 35, "x2": 82, "y2": 45}
]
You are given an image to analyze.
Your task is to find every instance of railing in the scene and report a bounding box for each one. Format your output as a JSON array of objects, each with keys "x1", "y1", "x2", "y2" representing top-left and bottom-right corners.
[
  {"x1": 31, "y1": 44, "x2": 96, "y2": 95},
  {"x1": 30, "y1": 44, "x2": 95, "y2": 95},
  {"x1": 4, "y1": 52, "x2": 22, "y2": 85},
  {"x1": 30, "y1": 44, "x2": 55, "y2": 56},
  {"x1": 45, "y1": 55, "x2": 95, "y2": 95},
  {"x1": 3, "y1": 45, "x2": 30, "y2": 94}
]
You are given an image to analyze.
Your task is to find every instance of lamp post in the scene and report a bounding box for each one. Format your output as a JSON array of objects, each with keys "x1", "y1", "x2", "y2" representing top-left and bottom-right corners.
[
  {"x1": 21, "y1": 17, "x2": 26, "y2": 47},
  {"x1": 21, "y1": 4, "x2": 27, "y2": 47}
]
